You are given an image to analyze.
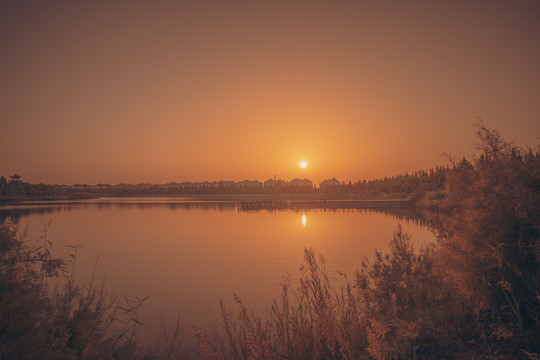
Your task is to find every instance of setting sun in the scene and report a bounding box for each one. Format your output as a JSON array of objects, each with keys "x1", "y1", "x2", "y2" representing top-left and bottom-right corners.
[{"x1": 299, "y1": 161, "x2": 308, "y2": 168}]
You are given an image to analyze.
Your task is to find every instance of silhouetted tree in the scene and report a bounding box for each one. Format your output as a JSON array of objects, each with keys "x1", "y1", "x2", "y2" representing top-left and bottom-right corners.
[{"x1": 433, "y1": 123, "x2": 540, "y2": 357}]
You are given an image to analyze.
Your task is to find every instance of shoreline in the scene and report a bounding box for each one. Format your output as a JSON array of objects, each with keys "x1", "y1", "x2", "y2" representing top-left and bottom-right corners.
[{"x1": 0, "y1": 193, "x2": 413, "y2": 206}]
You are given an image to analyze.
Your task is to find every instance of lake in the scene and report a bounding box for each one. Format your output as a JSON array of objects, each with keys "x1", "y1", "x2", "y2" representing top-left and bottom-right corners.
[{"x1": 0, "y1": 197, "x2": 436, "y2": 344}]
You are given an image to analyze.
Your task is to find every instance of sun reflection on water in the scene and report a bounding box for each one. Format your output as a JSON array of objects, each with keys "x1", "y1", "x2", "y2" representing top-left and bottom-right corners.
[{"x1": 301, "y1": 214, "x2": 307, "y2": 227}]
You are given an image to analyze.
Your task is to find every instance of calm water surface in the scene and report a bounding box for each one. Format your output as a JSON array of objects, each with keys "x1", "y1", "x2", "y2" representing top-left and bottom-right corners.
[{"x1": 1, "y1": 197, "x2": 435, "y2": 343}]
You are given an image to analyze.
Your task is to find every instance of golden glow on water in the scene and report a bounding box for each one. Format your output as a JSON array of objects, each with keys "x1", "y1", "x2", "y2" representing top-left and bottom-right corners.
[{"x1": 10, "y1": 201, "x2": 435, "y2": 344}]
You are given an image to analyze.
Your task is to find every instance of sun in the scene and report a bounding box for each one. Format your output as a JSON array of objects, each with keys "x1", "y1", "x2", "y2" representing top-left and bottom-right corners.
[{"x1": 299, "y1": 161, "x2": 308, "y2": 168}]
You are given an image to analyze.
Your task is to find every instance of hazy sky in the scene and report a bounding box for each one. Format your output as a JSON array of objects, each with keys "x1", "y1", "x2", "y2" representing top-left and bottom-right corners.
[{"x1": 1, "y1": 1, "x2": 539, "y2": 185}]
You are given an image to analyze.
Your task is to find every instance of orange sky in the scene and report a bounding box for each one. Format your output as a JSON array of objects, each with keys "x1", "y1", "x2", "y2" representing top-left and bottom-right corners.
[{"x1": 1, "y1": 1, "x2": 539, "y2": 185}]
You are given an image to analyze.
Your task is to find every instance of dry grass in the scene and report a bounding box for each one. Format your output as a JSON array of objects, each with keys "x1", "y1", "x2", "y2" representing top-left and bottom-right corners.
[{"x1": 0, "y1": 221, "x2": 194, "y2": 360}]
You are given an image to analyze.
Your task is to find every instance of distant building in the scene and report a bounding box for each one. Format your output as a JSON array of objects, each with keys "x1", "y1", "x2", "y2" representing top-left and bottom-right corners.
[
  {"x1": 237, "y1": 180, "x2": 263, "y2": 188},
  {"x1": 164, "y1": 182, "x2": 180, "y2": 190},
  {"x1": 95, "y1": 183, "x2": 113, "y2": 191},
  {"x1": 217, "y1": 180, "x2": 235, "y2": 188},
  {"x1": 113, "y1": 183, "x2": 136, "y2": 190},
  {"x1": 72, "y1": 184, "x2": 91, "y2": 191},
  {"x1": 319, "y1": 178, "x2": 341, "y2": 188},
  {"x1": 288, "y1": 178, "x2": 313, "y2": 188},
  {"x1": 264, "y1": 178, "x2": 286, "y2": 188},
  {"x1": 137, "y1": 183, "x2": 153, "y2": 190}
]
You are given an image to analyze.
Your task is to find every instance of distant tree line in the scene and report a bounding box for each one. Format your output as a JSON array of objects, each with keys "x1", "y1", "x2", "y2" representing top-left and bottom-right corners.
[
  {"x1": 3, "y1": 170, "x2": 450, "y2": 201},
  {"x1": 0, "y1": 174, "x2": 25, "y2": 200},
  {"x1": 1, "y1": 157, "x2": 518, "y2": 208},
  {"x1": 318, "y1": 167, "x2": 448, "y2": 201}
]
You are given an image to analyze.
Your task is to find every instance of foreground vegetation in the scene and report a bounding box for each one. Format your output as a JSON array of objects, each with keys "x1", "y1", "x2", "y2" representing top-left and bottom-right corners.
[
  {"x1": 0, "y1": 223, "x2": 190, "y2": 359},
  {"x1": 195, "y1": 125, "x2": 539, "y2": 359},
  {"x1": 1, "y1": 124, "x2": 538, "y2": 359}
]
